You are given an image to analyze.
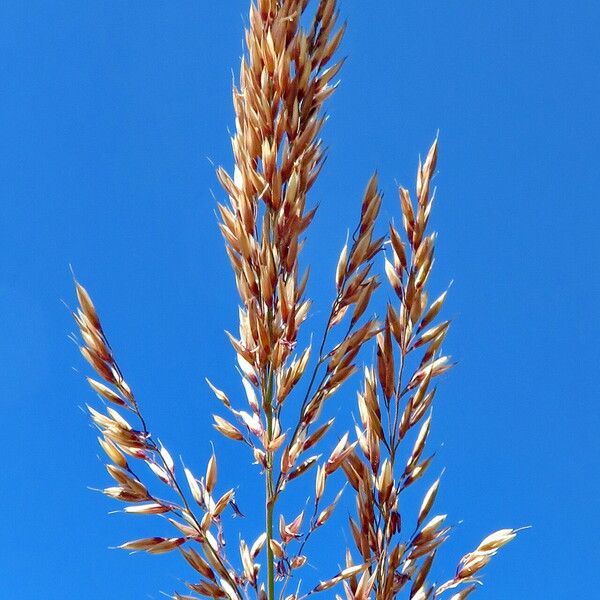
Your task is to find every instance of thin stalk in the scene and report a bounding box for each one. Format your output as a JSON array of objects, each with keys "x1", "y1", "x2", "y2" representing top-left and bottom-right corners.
[{"x1": 264, "y1": 368, "x2": 276, "y2": 600}]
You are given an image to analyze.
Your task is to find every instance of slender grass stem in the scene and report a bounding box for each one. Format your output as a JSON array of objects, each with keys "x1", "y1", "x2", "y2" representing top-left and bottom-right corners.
[{"x1": 264, "y1": 368, "x2": 276, "y2": 600}]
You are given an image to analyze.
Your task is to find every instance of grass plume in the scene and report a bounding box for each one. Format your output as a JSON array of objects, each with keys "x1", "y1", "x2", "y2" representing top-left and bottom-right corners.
[{"x1": 71, "y1": 2, "x2": 519, "y2": 599}]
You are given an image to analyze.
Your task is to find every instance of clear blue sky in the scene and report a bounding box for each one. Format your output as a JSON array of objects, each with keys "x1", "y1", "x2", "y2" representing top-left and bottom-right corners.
[{"x1": 1, "y1": 2, "x2": 598, "y2": 598}]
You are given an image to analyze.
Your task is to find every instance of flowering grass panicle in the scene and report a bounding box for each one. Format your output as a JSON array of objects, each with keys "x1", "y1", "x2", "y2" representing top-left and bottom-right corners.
[{"x1": 72, "y1": 2, "x2": 518, "y2": 599}]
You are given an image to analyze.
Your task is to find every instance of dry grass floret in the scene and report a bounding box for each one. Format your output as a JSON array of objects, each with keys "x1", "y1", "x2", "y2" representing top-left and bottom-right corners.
[{"x1": 71, "y1": 2, "x2": 519, "y2": 599}]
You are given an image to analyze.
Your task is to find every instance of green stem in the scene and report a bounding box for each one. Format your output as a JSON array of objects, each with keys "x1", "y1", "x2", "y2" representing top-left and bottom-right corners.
[
  {"x1": 264, "y1": 369, "x2": 276, "y2": 600},
  {"x1": 266, "y1": 465, "x2": 275, "y2": 600}
]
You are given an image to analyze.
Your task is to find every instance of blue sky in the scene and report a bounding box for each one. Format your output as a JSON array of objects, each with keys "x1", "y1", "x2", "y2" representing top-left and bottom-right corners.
[{"x1": 1, "y1": 1, "x2": 598, "y2": 598}]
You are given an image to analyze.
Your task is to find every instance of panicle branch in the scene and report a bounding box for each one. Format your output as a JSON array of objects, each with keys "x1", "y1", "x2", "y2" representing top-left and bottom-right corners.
[
  {"x1": 73, "y1": 281, "x2": 244, "y2": 599},
  {"x1": 340, "y1": 141, "x2": 519, "y2": 600}
]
